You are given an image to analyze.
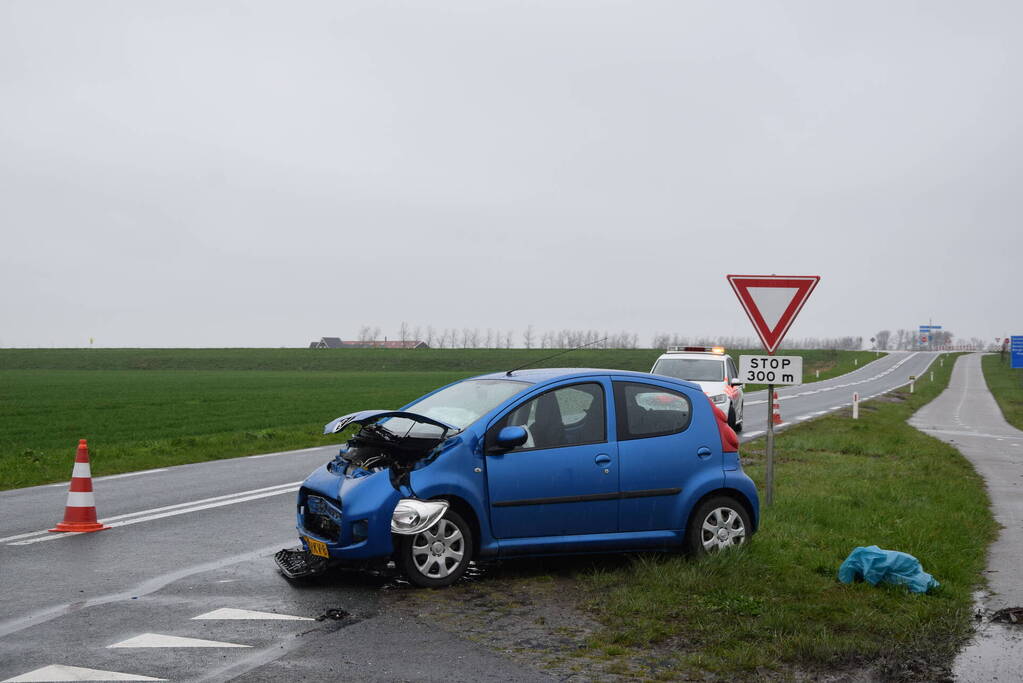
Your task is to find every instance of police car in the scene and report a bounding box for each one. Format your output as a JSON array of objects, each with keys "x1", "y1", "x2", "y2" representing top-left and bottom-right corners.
[{"x1": 650, "y1": 347, "x2": 744, "y2": 431}]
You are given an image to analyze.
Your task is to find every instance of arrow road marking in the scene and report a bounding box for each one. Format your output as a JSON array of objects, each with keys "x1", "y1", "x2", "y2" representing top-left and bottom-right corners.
[
  {"x1": 108, "y1": 633, "x2": 250, "y2": 648},
  {"x1": 192, "y1": 608, "x2": 314, "y2": 621},
  {"x1": 1, "y1": 665, "x2": 166, "y2": 682}
]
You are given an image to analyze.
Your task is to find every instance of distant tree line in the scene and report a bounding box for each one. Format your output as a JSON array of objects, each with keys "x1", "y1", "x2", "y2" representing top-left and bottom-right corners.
[
  {"x1": 350, "y1": 324, "x2": 993, "y2": 352},
  {"x1": 872, "y1": 329, "x2": 991, "y2": 351},
  {"x1": 350, "y1": 324, "x2": 874, "y2": 350}
]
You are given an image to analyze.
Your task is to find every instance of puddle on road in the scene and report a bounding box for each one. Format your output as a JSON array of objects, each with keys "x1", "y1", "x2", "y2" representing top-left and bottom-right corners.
[{"x1": 953, "y1": 592, "x2": 1023, "y2": 682}]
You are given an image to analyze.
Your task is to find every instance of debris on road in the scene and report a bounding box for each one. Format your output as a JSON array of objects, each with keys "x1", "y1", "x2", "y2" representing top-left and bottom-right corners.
[
  {"x1": 274, "y1": 547, "x2": 327, "y2": 580},
  {"x1": 316, "y1": 608, "x2": 349, "y2": 621},
  {"x1": 838, "y1": 545, "x2": 940, "y2": 593},
  {"x1": 991, "y1": 607, "x2": 1023, "y2": 625}
]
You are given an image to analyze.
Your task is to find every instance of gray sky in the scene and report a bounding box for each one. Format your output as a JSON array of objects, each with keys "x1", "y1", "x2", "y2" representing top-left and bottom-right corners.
[{"x1": 2, "y1": 1, "x2": 1020, "y2": 348}]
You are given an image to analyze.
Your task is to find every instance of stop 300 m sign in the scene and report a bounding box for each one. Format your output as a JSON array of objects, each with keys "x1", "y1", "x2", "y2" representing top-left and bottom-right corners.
[{"x1": 739, "y1": 355, "x2": 804, "y2": 385}]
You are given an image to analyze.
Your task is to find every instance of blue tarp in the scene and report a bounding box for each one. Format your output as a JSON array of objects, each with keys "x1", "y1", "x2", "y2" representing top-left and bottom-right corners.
[{"x1": 838, "y1": 545, "x2": 939, "y2": 594}]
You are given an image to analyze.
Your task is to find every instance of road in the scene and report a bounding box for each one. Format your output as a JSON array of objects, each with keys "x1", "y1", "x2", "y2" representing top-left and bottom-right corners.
[
  {"x1": 739, "y1": 350, "x2": 938, "y2": 440},
  {"x1": 0, "y1": 352, "x2": 938, "y2": 682},
  {"x1": 908, "y1": 353, "x2": 1023, "y2": 682}
]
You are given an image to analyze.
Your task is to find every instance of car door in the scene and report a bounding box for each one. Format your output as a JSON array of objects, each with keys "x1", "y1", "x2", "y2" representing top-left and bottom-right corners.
[
  {"x1": 613, "y1": 379, "x2": 722, "y2": 532},
  {"x1": 484, "y1": 379, "x2": 618, "y2": 539}
]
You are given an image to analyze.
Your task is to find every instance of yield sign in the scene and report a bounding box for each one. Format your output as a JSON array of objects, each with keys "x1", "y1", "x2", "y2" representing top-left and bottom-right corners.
[{"x1": 727, "y1": 275, "x2": 820, "y2": 353}]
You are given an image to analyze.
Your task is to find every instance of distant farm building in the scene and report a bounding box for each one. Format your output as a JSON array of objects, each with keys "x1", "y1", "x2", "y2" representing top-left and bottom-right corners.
[{"x1": 310, "y1": 337, "x2": 429, "y2": 349}]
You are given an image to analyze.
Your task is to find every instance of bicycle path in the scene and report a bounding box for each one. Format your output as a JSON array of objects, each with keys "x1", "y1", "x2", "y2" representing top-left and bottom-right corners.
[{"x1": 908, "y1": 353, "x2": 1023, "y2": 681}]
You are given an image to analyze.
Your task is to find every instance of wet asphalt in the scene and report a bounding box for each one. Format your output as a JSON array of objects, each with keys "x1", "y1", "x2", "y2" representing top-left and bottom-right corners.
[{"x1": 909, "y1": 353, "x2": 1023, "y2": 682}]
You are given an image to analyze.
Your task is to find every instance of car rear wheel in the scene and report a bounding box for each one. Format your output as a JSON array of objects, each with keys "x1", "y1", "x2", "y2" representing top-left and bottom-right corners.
[
  {"x1": 396, "y1": 509, "x2": 473, "y2": 588},
  {"x1": 685, "y1": 496, "x2": 750, "y2": 555}
]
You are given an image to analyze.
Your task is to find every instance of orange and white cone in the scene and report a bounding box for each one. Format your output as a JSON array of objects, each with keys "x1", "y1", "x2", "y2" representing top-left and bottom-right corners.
[
  {"x1": 49, "y1": 439, "x2": 110, "y2": 533},
  {"x1": 772, "y1": 391, "x2": 783, "y2": 425}
]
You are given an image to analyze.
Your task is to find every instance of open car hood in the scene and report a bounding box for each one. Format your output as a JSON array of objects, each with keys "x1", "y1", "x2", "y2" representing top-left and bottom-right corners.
[{"x1": 323, "y1": 410, "x2": 459, "y2": 436}]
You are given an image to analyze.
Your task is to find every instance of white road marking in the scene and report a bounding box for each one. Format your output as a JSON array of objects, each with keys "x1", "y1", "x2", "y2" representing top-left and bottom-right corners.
[
  {"x1": 108, "y1": 633, "x2": 251, "y2": 648},
  {"x1": 192, "y1": 608, "x2": 313, "y2": 621},
  {"x1": 5, "y1": 482, "x2": 300, "y2": 546},
  {"x1": 1, "y1": 665, "x2": 165, "y2": 681},
  {"x1": 245, "y1": 445, "x2": 334, "y2": 460},
  {"x1": 47, "y1": 469, "x2": 170, "y2": 488},
  {"x1": 744, "y1": 430, "x2": 765, "y2": 438}
]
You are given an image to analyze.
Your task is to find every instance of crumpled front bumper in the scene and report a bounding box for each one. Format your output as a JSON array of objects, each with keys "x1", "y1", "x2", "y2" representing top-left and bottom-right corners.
[
  {"x1": 274, "y1": 547, "x2": 328, "y2": 579},
  {"x1": 291, "y1": 463, "x2": 403, "y2": 566}
]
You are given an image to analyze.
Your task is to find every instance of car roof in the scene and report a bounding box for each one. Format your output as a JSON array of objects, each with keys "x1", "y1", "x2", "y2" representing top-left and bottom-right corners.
[
  {"x1": 654, "y1": 352, "x2": 728, "y2": 361},
  {"x1": 471, "y1": 367, "x2": 701, "y2": 390}
]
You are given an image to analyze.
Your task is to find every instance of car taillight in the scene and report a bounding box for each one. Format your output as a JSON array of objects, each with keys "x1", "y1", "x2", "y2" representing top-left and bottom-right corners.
[{"x1": 708, "y1": 397, "x2": 739, "y2": 453}]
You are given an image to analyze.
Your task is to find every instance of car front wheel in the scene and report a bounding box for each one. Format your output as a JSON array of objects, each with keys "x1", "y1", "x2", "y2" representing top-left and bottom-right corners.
[
  {"x1": 396, "y1": 509, "x2": 474, "y2": 588},
  {"x1": 685, "y1": 496, "x2": 751, "y2": 555}
]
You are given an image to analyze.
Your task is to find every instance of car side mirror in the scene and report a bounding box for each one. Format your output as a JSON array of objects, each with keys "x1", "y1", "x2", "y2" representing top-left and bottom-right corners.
[
  {"x1": 491, "y1": 425, "x2": 528, "y2": 452},
  {"x1": 729, "y1": 378, "x2": 744, "y2": 387}
]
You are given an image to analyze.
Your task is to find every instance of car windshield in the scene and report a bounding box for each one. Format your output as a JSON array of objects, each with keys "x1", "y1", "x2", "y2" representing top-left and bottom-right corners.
[
  {"x1": 383, "y1": 379, "x2": 527, "y2": 437},
  {"x1": 652, "y1": 358, "x2": 724, "y2": 382}
]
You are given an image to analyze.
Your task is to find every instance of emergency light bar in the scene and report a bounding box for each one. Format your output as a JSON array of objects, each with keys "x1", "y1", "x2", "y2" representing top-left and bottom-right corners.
[{"x1": 666, "y1": 346, "x2": 726, "y2": 355}]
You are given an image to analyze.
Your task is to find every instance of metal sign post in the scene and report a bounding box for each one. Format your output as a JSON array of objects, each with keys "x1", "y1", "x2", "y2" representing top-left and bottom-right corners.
[
  {"x1": 765, "y1": 385, "x2": 775, "y2": 506},
  {"x1": 727, "y1": 275, "x2": 819, "y2": 506}
]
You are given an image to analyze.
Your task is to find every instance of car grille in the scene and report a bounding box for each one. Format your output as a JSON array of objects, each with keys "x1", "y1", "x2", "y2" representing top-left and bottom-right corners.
[{"x1": 304, "y1": 495, "x2": 342, "y2": 542}]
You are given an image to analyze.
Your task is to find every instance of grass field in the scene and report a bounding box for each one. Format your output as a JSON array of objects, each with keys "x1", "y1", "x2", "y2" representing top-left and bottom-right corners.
[
  {"x1": 399, "y1": 352, "x2": 995, "y2": 679},
  {"x1": 1, "y1": 347, "x2": 877, "y2": 490},
  {"x1": 981, "y1": 353, "x2": 1023, "y2": 430}
]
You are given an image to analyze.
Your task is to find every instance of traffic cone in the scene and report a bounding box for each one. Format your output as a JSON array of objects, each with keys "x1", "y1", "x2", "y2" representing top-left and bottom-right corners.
[
  {"x1": 772, "y1": 391, "x2": 783, "y2": 425},
  {"x1": 49, "y1": 440, "x2": 110, "y2": 533}
]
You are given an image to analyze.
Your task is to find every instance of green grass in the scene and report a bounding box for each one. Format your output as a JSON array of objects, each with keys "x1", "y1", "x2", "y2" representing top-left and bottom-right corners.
[
  {"x1": 0, "y1": 347, "x2": 877, "y2": 376},
  {"x1": 0, "y1": 348, "x2": 880, "y2": 490},
  {"x1": 0, "y1": 370, "x2": 465, "y2": 489},
  {"x1": 981, "y1": 353, "x2": 1023, "y2": 430},
  {"x1": 577, "y1": 352, "x2": 996, "y2": 678}
]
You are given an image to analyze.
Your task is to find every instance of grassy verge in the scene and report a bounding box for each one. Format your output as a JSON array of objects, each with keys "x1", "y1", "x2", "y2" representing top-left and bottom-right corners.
[
  {"x1": 396, "y1": 352, "x2": 994, "y2": 680},
  {"x1": 1, "y1": 349, "x2": 877, "y2": 490},
  {"x1": 981, "y1": 353, "x2": 1023, "y2": 430},
  {"x1": 0, "y1": 370, "x2": 465, "y2": 489},
  {"x1": 582, "y1": 352, "x2": 993, "y2": 678}
]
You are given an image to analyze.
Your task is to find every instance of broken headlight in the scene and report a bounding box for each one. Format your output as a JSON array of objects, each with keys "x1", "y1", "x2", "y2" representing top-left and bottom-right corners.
[{"x1": 390, "y1": 498, "x2": 449, "y2": 535}]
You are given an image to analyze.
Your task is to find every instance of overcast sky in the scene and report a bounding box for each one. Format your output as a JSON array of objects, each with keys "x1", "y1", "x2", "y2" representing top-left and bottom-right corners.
[{"x1": 2, "y1": 1, "x2": 1020, "y2": 348}]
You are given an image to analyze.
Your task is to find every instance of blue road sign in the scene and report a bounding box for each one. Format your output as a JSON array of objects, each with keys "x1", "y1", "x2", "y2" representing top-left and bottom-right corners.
[{"x1": 1012, "y1": 336, "x2": 1023, "y2": 370}]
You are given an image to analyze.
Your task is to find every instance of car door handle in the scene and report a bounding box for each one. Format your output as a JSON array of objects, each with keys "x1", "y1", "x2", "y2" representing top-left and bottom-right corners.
[
  {"x1": 696, "y1": 447, "x2": 712, "y2": 458},
  {"x1": 594, "y1": 454, "x2": 612, "y2": 466}
]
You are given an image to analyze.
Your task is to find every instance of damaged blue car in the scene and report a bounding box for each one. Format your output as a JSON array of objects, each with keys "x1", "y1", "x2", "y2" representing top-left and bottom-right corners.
[{"x1": 276, "y1": 368, "x2": 759, "y2": 587}]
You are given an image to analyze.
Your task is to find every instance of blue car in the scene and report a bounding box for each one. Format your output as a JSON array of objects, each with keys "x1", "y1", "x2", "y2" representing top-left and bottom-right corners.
[{"x1": 276, "y1": 368, "x2": 760, "y2": 587}]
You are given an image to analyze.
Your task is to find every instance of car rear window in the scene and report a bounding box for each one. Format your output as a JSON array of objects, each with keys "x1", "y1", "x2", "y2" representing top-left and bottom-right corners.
[
  {"x1": 613, "y1": 381, "x2": 692, "y2": 440},
  {"x1": 651, "y1": 358, "x2": 724, "y2": 382}
]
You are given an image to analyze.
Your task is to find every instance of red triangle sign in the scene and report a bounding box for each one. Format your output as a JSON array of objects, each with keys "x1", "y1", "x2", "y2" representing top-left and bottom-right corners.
[{"x1": 727, "y1": 274, "x2": 820, "y2": 353}]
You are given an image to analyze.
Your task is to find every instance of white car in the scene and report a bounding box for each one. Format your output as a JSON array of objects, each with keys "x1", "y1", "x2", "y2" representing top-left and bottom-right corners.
[{"x1": 650, "y1": 347, "x2": 744, "y2": 431}]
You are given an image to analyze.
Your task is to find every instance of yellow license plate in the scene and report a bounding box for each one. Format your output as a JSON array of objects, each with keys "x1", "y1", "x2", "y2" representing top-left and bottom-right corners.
[{"x1": 305, "y1": 537, "x2": 329, "y2": 558}]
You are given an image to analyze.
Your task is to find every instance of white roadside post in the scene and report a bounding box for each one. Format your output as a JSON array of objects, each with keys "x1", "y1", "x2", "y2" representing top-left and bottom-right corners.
[
  {"x1": 852, "y1": 392, "x2": 859, "y2": 419},
  {"x1": 909, "y1": 375, "x2": 916, "y2": 393}
]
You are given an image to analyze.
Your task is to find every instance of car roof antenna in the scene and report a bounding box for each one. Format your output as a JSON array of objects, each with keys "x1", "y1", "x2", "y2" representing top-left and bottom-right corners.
[{"x1": 505, "y1": 337, "x2": 608, "y2": 376}]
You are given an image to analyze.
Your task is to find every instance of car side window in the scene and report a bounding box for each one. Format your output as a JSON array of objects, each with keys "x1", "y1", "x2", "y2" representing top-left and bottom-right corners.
[
  {"x1": 613, "y1": 381, "x2": 692, "y2": 440},
  {"x1": 490, "y1": 383, "x2": 606, "y2": 451},
  {"x1": 726, "y1": 358, "x2": 738, "y2": 380}
]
